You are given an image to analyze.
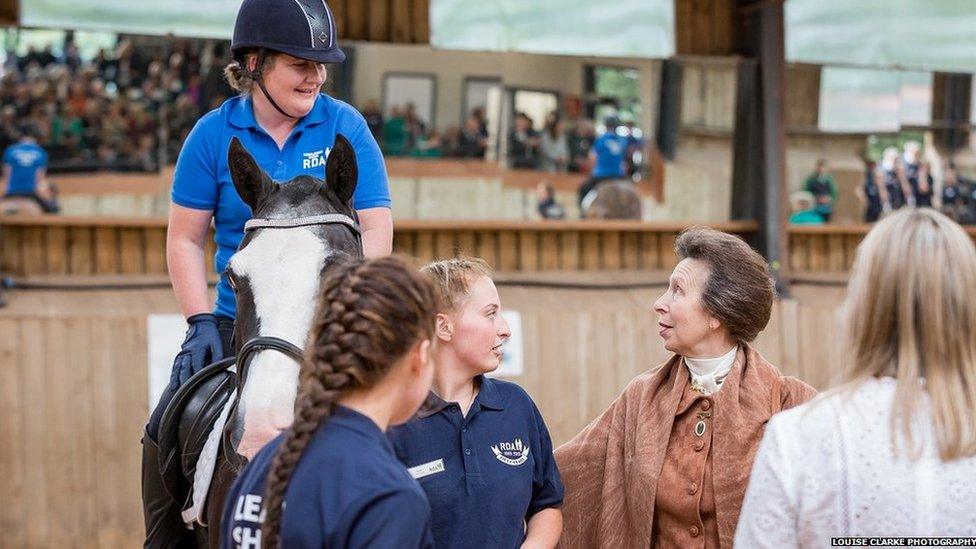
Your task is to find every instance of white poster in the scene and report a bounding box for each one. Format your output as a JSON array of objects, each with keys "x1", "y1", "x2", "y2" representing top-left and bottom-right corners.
[
  {"x1": 491, "y1": 310, "x2": 523, "y2": 378},
  {"x1": 147, "y1": 314, "x2": 188, "y2": 410}
]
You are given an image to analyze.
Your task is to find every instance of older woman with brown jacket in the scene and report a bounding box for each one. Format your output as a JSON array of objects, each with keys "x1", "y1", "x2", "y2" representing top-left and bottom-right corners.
[{"x1": 554, "y1": 228, "x2": 816, "y2": 549}]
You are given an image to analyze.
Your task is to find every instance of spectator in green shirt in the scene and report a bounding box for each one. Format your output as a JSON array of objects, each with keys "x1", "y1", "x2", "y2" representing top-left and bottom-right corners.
[
  {"x1": 789, "y1": 191, "x2": 825, "y2": 225},
  {"x1": 804, "y1": 159, "x2": 838, "y2": 222},
  {"x1": 383, "y1": 105, "x2": 409, "y2": 156}
]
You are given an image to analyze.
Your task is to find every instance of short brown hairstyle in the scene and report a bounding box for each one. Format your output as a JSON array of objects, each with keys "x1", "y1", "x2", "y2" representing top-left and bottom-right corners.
[{"x1": 675, "y1": 227, "x2": 774, "y2": 342}]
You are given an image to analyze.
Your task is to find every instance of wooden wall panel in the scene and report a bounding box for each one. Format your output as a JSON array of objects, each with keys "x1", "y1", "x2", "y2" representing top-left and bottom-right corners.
[
  {"x1": 674, "y1": 0, "x2": 735, "y2": 56},
  {"x1": 0, "y1": 281, "x2": 852, "y2": 545},
  {"x1": 2, "y1": 218, "x2": 762, "y2": 277},
  {"x1": 331, "y1": 0, "x2": 426, "y2": 44},
  {"x1": 411, "y1": 0, "x2": 429, "y2": 44},
  {"x1": 367, "y1": 0, "x2": 392, "y2": 42}
]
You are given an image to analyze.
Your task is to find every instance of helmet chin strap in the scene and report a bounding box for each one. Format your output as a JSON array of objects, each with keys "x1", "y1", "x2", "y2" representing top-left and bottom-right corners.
[{"x1": 250, "y1": 49, "x2": 299, "y2": 120}]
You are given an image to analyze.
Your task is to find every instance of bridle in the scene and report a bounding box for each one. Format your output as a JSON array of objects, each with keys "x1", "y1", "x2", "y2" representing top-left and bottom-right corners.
[
  {"x1": 234, "y1": 211, "x2": 361, "y2": 387},
  {"x1": 223, "y1": 211, "x2": 362, "y2": 468}
]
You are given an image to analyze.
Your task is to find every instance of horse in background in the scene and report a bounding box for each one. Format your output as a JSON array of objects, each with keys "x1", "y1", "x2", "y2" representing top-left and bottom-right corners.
[{"x1": 581, "y1": 179, "x2": 644, "y2": 220}]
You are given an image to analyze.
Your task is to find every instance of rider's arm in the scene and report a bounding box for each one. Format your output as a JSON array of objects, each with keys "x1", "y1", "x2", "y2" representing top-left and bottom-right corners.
[
  {"x1": 345, "y1": 106, "x2": 393, "y2": 257},
  {"x1": 358, "y1": 206, "x2": 393, "y2": 258},
  {"x1": 1, "y1": 165, "x2": 9, "y2": 196},
  {"x1": 167, "y1": 203, "x2": 214, "y2": 318}
]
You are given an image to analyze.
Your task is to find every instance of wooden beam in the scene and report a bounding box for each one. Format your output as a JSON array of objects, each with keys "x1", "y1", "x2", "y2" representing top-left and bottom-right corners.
[{"x1": 732, "y1": 0, "x2": 789, "y2": 295}]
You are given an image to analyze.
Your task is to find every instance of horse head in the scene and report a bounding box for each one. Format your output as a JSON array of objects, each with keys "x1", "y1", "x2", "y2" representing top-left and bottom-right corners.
[{"x1": 223, "y1": 135, "x2": 362, "y2": 463}]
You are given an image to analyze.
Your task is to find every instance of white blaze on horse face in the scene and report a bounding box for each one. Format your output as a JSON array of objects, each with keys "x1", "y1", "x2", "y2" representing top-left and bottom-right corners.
[{"x1": 229, "y1": 227, "x2": 329, "y2": 460}]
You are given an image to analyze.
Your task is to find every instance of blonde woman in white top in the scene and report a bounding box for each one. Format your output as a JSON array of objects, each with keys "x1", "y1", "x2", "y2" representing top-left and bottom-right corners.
[{"x1": 736, "y1": 208, "x2": 976, "y2": 547}]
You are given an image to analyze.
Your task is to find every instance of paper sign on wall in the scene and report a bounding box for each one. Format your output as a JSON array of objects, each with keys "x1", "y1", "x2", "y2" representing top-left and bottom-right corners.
[
  {"x1": 147, "y1": 314, "x2": 188, "y2": 410},
  {"x1": 490, "y1": 310, "x2": 523, "y2": 378}
]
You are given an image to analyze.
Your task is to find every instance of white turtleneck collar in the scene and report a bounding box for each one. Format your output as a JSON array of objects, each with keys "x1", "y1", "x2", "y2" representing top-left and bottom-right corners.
[{"x1": 684, "y1": 345, "x2": 738, "y2": 395}]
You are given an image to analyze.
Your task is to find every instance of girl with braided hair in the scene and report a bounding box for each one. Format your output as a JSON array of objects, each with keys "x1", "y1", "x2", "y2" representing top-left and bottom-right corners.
[
  {"x1": 388, "y1": 257, "x2": 565, "y2": 549},
  {"x1": 220, "y1": 257, "x2": 439, "y2": 549}
]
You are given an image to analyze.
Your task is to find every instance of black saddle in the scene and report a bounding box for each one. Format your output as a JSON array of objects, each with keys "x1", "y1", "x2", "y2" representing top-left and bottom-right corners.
[
  {"x1": 143, "y1": 358, "x2": 237, "y2": 549},
  {"x1": 158, "y1": 357, "x2": 238, "y2": 504}
]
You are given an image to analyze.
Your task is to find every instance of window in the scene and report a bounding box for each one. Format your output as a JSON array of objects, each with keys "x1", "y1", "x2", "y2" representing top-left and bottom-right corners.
[
  {"x1": 584, "y1": 65, "x2": 642, "y2": 128},
  {"x1": 382, "y1": 72, "x2": 437, "y2": 128}
]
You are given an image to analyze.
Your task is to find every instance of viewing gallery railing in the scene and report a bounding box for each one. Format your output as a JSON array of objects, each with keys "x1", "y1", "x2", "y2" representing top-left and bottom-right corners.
[
  {"x1": 785, "y1": 224, "x2": 976, "y2": 275},
  {"x1": 0, "y1": 216, "x2": 758, "y2": 277}
]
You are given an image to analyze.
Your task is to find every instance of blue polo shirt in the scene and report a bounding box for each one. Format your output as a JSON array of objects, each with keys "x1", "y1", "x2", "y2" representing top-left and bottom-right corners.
[
  {"x1": 3, "y1": 141, "x2": 47, "y2": 195},
  {"x1": 388, "y1": 376, "x2": 564, "y2": 549},
  {"x1": 171, "y1": 94, "x2": 391, "y2": 319},
  {"x1": 590, "y1": 132, "x2": 629, "y2": 178},
  {"x1": 220, "y1": 406, "x2": 434, "y2": 549}
]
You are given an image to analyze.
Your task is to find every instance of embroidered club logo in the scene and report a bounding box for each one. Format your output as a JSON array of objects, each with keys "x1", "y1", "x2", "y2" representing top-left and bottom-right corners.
[
  {"x1": 302, "y1": 147, "x2": 330, "y2": 169},
  {"x1": 491, "y1": 438, "x2": 529, "y2": 466}
]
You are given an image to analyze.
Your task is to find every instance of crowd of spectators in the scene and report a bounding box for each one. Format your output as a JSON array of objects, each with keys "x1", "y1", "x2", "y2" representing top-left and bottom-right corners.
[
  {"x1": 1, "y1": 36, "x2": 233, "y2": 173},
  {"x1": 858, "y1": 141, "x2": 976, "y2": 224},
  {"x1": 361, "y1": 101, "x2": 643, "y2": 179},
  {"x1": 362, "y1": 100, "x2": 492, "y2": 160}
]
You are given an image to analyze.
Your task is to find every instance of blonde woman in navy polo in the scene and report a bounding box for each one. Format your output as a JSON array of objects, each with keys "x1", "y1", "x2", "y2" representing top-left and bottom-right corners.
[{"x1": 388, "y1": 257, "x2": 564, "y2": 548}]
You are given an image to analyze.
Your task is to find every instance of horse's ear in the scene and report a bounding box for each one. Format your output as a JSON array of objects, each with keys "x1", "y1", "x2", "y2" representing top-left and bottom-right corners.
[
  {"x1": 228, "y1": 137, "x2": 273, "y2": 211},
  {"x1": 324, "y1": 134, "x2": 358, "y2": 205}
]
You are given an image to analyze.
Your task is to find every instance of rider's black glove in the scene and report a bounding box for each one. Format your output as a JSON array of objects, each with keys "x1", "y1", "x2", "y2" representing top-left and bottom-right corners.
[{"x1": 170, "y1": 313, "x2": 225, "y2": 386}]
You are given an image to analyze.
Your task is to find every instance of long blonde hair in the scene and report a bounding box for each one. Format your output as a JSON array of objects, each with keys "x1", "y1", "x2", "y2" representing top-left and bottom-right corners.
[{"x1": 841, "y1": 208, "x2": 976, "y2": 461}]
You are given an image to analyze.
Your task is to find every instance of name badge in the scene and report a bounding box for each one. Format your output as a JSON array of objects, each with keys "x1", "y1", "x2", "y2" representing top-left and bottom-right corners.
[{"x1": 408, "y1": 459, "x2": 445, "y2": 480}]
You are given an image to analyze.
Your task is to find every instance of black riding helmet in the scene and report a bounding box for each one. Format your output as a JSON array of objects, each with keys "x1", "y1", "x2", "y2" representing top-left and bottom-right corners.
[
  {"x1": 231, "y1": 0, "x2": 345, "y2": 117},
  {"x1": 232, "y1": 0, "x2": 345, "y2": 64}
]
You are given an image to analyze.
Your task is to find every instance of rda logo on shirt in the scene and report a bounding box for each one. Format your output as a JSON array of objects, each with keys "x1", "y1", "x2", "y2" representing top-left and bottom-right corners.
[
  {"x1": 302, "y1": 147, "x2": 331, "y2": 169},
  {"x1": 491, "y1": 437, "x2": 530, "y2": 466}
]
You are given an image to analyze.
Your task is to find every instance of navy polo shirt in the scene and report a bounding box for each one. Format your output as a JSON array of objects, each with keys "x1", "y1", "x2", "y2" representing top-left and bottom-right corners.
[
  {"x1": 220, "y1": 406, "x2": 434, "y2": 549},
  {"x1": 171, "y1": 93, "x2": 391, "y2": 319},
  {"x1": 3, "y1": 141, "x2": 47, "y2": 195},
  {"x1": 388, "y1": 376, "x2": 564, "y2": 549}
]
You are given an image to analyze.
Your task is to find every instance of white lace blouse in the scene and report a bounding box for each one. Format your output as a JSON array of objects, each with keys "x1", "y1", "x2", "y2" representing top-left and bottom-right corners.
[{"x1": 735, "y1": 377, "x2": 976, "y2": 547}]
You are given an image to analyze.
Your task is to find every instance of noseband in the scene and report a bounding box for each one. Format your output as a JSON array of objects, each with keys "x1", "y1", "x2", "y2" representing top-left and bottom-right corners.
[{"x1": 235, "y1": 212, "x2": 361, "y2": 381}]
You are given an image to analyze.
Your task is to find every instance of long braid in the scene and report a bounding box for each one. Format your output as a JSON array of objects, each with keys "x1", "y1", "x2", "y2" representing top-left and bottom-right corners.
[{"x1": 260, "y1": 257, "x2": 439, "y2": 547}]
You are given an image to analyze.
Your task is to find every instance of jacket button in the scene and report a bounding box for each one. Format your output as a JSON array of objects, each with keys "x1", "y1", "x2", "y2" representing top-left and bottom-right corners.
[
  {"x1": 701, "y1": 399, "x2": 711, "y2": 411},
  {"x1": 689, "y1": 525, "x2": 700, "y2": 537},
  {"x1": 687, "y1": 482, "x2": 698, "y2": 495},
  {"x1": 464, "y1": 448, "x2": 471, "y2": 456},
  {"x1": 694, "y1": 440, "x2": 705, "y2": 452}
]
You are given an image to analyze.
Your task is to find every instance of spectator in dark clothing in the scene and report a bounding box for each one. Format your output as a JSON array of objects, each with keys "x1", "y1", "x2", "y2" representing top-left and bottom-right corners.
[
  {"x1": 880, "y1": 146, "x2": 910, "y2": 210},
  {"x1": 941, "y1": 161, "x2": 975, "y2": 224},
  {"x1": 536, "y1": 182, "x2": 566, "y2": 220},
  {"x1": 471, "y1": 106, "x2": 488, "y2": 135},
  {"x1": 902, "y1": 141, "x2": 933, "y2": 207},
  {"x1": 567, "y1": 118, "x2": 596, "y2": 173},
  {"x1": 804, "y1": 159, "x2": 838, "y2": 222},
  {"x1": 456, "y1": 115, "x2": 487, "y2": 158},
  {"x1": 857, "y1": 160, "x2": 887, "y2": 222},
  {"x1": 361, "y1": 99, "x2": 384, "y2": 142},
  {"x1": 403, "y1": 102, "x2": 427, "y2": 151},
  {"x1": 508, "y1": 112, "x2": 540, "y2": 169}
]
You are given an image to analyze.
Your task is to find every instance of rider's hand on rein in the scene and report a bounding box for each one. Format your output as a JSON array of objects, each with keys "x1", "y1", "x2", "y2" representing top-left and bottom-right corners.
[{"x1": 171, "y1": 313, "x2": 225, "y2": 386}]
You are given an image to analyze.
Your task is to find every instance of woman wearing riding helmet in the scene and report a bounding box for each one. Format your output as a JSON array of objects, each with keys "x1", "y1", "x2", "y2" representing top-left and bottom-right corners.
[
  {"x1": 163, "y1": 0, "x2": 391, "y2": 398},
  {"x1": 142, "y1": 2, "x2": 390, "y2": 544}
]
